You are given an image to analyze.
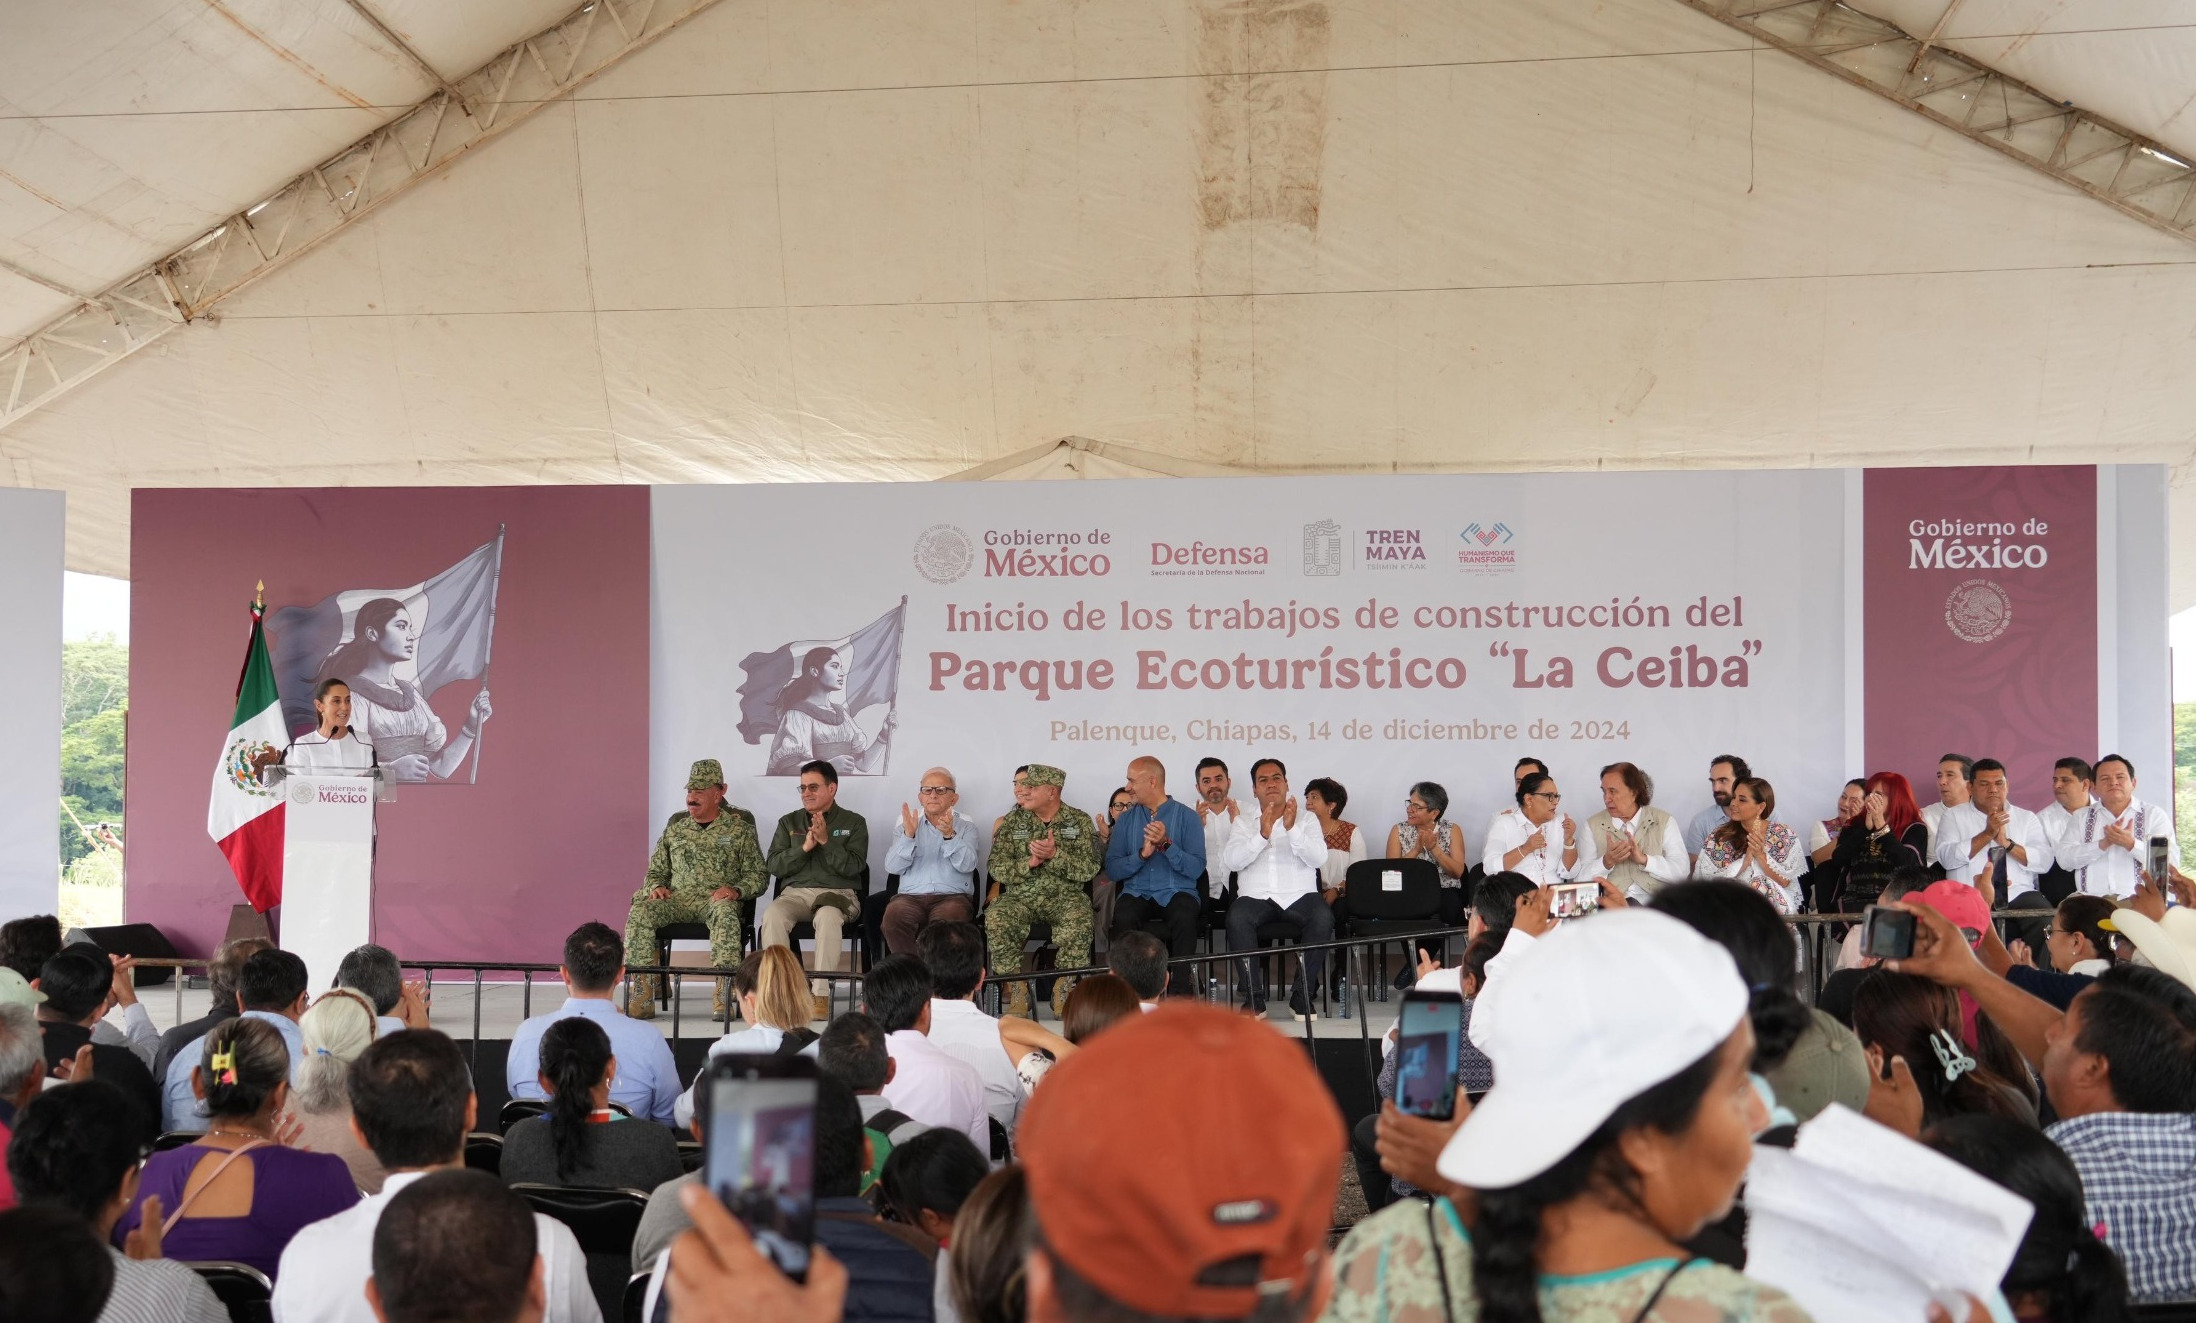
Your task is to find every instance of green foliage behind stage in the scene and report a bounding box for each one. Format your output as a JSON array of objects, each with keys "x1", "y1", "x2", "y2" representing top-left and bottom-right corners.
[
  {"x1": 60, "y1": 635, "x2": 126, "y2": 872},
  {"x1": 2177, "y1": 704, "x2": 2196, "y2": 871}
]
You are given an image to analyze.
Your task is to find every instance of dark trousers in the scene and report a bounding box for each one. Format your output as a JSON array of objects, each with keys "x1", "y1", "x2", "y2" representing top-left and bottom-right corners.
[
  {"x1": 881, "y1": 893, "x2": 976, "y2": 955},
  {"x1": 1112, "y1": 892, "x2": 1201, "y2": 960},
  {"x1": 1351, "y1": 1113, "x2": 1395, "y2": 1212},
  {"x1": 1224, "y1": 893, "x2": 1334, "y2": 997}
]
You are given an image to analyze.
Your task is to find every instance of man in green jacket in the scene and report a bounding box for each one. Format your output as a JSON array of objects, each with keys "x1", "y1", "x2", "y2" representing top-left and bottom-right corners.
[
  {"x1": 624, "y1": 758, "x2": 766, "y2": 1019},
  {"x1": 761, "y1": 759, "x2": 871, "y2": 1015}
]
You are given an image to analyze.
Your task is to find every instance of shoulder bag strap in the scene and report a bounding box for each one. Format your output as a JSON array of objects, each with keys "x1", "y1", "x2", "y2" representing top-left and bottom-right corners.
[
  {"x1": 161, "y1": 1139, "x2": 271, "y2": 1233},
  {"x1": 1630, "y1": 1255, "x2": 1697, "y2": 1323},
  {"x1": 1422, "y1": 1200, "x2": 1455, "y2": 1319}
]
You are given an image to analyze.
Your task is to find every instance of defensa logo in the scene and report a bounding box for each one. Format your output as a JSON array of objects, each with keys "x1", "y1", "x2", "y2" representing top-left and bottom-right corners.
[
  {"x1": 982, "y1": 528, "x2": 1113, "y2": 578},
  {"x1": 1149, "y1": 540, "x2": 1270, "y2": 578},
  {"x1": 1944, "y1": 579, "x2": 2013, "y2": 644},
  {"x1": 913, "y1": 524, "x2": 976, "y2": 584}
]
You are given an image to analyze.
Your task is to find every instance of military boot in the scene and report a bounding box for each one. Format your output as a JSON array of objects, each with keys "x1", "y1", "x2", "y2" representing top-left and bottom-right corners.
[
  {"x1": 1005, "y1": 982, "x2": 1033, "y2": 1020},
  {"x1": 625, "y1": 974, "x2": 659, "y2": 1020}
]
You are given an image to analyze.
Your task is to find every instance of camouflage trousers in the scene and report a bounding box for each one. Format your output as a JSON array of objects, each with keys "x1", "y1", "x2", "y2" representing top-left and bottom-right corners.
[
  {"x1": 985, "y1": 877, "x2": 1094, "y2": 1015},
  {"x1": 624, "y1": 891, "x2": 745, "y2": 1011}
]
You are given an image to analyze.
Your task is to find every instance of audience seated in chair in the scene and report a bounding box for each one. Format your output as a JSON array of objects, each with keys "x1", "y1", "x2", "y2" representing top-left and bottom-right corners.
[
  {"x1": 152, "y1": 936, "x2": 270, "y2": 1080},
  {"x1": 6, "y1": 1078, "x2": 228, "y2": 1323},
  {"x1": 369, "y1": 1170, "x2": 547, "y2": 1323},
  {"x1": 916, "y1": 921, "x2": 1072, "y2": 1137},
  {"x1": 36, "y1": 947, "x2": 162, "y2": 1146},
  {"x1": 876, "y1": 1128, "x2": 990, "y2": 1323},
  {"x1": 116, "y1": 1017, "x2": 358, "y2": 1280},
  {"x1": 672, "y1": 945, "x2": 820, "y2": 1130},
  {"x1": 865, "y1": 956, "x2": 987, "y2": 1150},
  {"x1": 508, "y1": 922, "x2": 682, "y2": 1126},
  {"x1": 502, "y1": 1016, "x2": 682, "y2": 1192},
  {"x1": 0, "y1": 1205, "x2": 115, "y2": 1323},
  {"x1": 293, "y1": 987, "x2": 387, "y2": 1194},
  {"x1": 271, "y1": 1029, "x2": 602, "y2": 1323},
  {"x1": 1105, "y1": 931, "x2": 1168, "y2": 1010},
  {"x1": 161, "y1": 947, "x2": 307, "y2": 1135}
]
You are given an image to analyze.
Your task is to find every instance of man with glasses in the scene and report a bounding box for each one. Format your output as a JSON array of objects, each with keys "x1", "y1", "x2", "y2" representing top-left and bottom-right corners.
[
  {"x1": 761, "y1": 760, "x2": 871, "y2": 1017},
  {"x1": 880, "y1": 766, "x2": 980, "y2": 955},
  {"x1": 985, "y1": 765, "x2": 1100, "y2": 1019}
]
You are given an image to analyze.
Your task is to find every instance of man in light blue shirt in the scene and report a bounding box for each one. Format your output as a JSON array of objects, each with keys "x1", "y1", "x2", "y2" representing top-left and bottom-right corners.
[
  {"x1": 163, "y1": 948, "x2": 309, "y2": 1133},
  {"x1": 1104, "y1": 756, "x2": 1208, "y2": 960},
  {"x1": 506, "y1": 921, "x2": 681, "y2": 1124},
  {"x1": 880, "y1": 765, "x2": 980, "y2": 955}
]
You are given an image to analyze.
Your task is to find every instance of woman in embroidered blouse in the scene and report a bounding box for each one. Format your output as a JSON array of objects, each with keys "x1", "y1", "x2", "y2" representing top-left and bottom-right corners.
[
  {"x1": 114, "y1": 1018, "x2": 357, "y2": 1278},
  {"x1": 314, "y1": 596, "x2": 491, "y2": 782},
  {"x1": 1697, "y1": 779, "x2": 1806, "y2": 914},
  {"x1": 1305, "y1": 777, "x2": 1365, "y2": 893},
  {"x1": 766, "y1": 646, "x2": 897, "y2": 776},
  {"x1": 1388, "y1": 781, "x2": 1469, "y2": 897}
]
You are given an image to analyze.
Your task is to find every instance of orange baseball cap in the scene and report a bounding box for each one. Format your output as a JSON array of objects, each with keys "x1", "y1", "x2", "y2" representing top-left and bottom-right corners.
[{"x1": 1015, "y1": 1003, "x2": 1344, "y2": 1319}]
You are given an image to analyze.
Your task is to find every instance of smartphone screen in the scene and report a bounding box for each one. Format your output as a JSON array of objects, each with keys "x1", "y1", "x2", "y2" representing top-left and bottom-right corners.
[
  {"x1": 1860, "y1": 905, "x2": 1915, "y2": 961},
  {"x1": 2148, "y1": 836, "x2": 2172, "y2": 888},
  {"x1": 1393, "y1": 991, "x2": 1464, "y2": 1121},
  {"x1": 1549, "y1": 881, "x2": 1599, "y2": 920},
  {"x1": 704, "y1": 1056, "x2": 818, "y2": 1282}
]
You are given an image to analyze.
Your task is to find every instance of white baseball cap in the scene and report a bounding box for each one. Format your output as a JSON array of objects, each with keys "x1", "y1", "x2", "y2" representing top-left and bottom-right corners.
[
  {"x1": 0, "y1": 967, "x2": 44, "y2": 1009},
  {"x1": 1437, "y1": 908, "x2": 1748, "y2": 1190}
]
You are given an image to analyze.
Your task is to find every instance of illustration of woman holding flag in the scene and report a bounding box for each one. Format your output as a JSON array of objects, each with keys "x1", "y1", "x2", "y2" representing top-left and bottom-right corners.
[
  {"x1": 766, "y1": 646, "x2": 896, "y2": 776},
  {"x1": 315, "y1": 597, "x2": 492, "y2": 782}
]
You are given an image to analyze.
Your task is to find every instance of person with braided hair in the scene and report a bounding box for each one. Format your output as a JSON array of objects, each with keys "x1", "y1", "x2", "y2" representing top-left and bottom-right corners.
[
  {"x1": 1924, "y1": 1115, "x2": 2131, "y2": 1323},
  {"x1": 501, "y1": 1016, "x2": 681, "y2": 1192},
  {"x1": 114, "y1": 1017, "x2": 357, "y2": 1279}
]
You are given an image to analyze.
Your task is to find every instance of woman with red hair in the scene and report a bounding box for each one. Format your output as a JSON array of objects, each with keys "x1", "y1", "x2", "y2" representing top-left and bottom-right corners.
[{"x1": 1826, "y1": 771, "x2": 1929, "y2": 911}]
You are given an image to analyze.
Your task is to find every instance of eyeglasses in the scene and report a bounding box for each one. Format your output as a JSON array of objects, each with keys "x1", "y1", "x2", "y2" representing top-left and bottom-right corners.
[
  {"x1": 1528, "y1": 792, "x2": 1561, "y2": 803},
  {"x1": 918, "y1": 786, "x2": 955, "y2": 795},
  {"x1": 1110, "y1": 801, "x2": 1132, "y2": 812}
]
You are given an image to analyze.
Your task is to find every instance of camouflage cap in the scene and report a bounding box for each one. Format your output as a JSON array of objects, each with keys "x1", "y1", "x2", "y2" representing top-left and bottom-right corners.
[
  {"x1": 1023, "y1": 764, "x2": 1066, "y2": 788},
  {"x1": 686, "y1": 758, "x2": 726, "y2": 790}
]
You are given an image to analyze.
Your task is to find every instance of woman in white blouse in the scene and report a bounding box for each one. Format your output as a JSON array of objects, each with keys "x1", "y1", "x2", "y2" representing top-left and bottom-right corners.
[
  {"x1": 1481, "y1": 772, "x2": 1579, "y2": 886},
  {"x1": 1695, "y1": 778, "x2": 1805, "y2": 914},
  {"x1": 1304, "y1": 776, "x2": 1366, "y2": 894}
]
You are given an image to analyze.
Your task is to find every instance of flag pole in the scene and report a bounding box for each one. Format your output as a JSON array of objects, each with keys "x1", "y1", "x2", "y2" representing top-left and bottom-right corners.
[
  {"x1": 880, "y1": 594, "x2": 907, "y2": 777},
  {"x1": 467, "y1": 526, "x2": 506, "y2": 786}
]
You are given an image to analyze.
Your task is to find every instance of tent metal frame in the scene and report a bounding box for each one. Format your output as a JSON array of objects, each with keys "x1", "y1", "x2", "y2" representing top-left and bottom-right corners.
[
  {"x1": 1678, "y1": 0, "x2": 2196, "y2": 248},
  {"x1": 0, "y1": 0, "x2": 726, "y2": 431}
]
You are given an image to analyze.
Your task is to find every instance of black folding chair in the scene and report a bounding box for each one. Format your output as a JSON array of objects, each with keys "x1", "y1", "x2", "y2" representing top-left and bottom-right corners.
[
  {"x1": 186, "y1": 1261, "x2": 273, "y2": 1323},
  {"x1": 463, "y1": 1130, "x2": 504, "y2": 1176},
  {"x1": 1341, "y1": 858, "x2": 1449, "y2": 1002},
  {"x1": 511, "y1": 1184, "x2": 652, "y2": 1323}
]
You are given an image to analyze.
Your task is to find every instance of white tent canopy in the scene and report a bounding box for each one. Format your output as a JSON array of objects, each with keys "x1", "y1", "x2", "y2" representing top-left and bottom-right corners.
[{"x1": 2, "y1": 0, "x2": 2192, "y2": 597}]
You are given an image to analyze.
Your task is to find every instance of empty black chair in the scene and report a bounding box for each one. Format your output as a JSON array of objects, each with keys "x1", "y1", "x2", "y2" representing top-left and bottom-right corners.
[
  {"x1": 623, "y1": 1270, "x2": 654, "y2": 1323},
  {"x1": 463, "y1": 1130, "x2": 504, "y2": 1177},
  {"x1": 1342, "y1": 858, "x2": 1449, "y2": 1000},
  {"x1": 511, "y1": 1184, "x2": 651, "y2": 1323},
  {"x1": 186, "y1": 1261, "x2": 273, "y2": 1323}
]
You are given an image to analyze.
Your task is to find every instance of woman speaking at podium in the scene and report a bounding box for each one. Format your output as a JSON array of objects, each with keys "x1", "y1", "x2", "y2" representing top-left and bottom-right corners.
[{"x1": 283, "y1": 679, "x2": 376, "y2": 772}]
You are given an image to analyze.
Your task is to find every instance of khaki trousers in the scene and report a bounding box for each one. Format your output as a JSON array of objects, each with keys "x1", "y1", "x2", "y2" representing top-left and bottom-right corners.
[{"x1": 760, "y1": 888, "x2": 858, "y2": 990}]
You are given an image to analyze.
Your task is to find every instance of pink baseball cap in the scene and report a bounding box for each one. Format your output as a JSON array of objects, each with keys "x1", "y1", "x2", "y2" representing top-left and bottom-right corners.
[{"x1": 1915, "y1": 881, "x2": 1991, "y2": 944}]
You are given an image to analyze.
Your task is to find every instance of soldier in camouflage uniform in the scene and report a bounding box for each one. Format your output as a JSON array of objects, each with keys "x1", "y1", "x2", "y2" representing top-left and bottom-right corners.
[
  {"x1": 985, "y1": 764, "x2": 1099, "y2": 1019},
  {"x1": 624, "y1": 758, "x2": 766, "y2": 1018}
]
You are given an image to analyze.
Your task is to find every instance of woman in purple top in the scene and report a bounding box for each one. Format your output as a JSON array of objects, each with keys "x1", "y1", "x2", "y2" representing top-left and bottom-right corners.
[{"x1": 113, "y1": 1017, "x2": 357, "y2": 1279}]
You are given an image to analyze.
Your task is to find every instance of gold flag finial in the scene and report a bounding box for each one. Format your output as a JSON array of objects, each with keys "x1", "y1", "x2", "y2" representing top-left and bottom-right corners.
[{"x1": 254, "y1": 580, "x2": 265, "y2": 609}]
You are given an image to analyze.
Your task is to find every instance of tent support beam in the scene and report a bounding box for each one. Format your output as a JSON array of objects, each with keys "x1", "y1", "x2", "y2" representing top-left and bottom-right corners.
[
  {"x1": 0, "y1": 0, "x2": 725, "y2": 433},
  {"x1": 1673, "y1": 0, "x2": 2196, "y2": 249}
]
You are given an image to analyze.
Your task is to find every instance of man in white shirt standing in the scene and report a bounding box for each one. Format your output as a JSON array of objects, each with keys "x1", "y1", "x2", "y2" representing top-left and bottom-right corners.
[
  {"x1": 2036, "y1": 757, "x2": 2095, "y2": 904},
  {"x1": 1193, "y1": 757, "x2": 1244, "y2": 887},
  {"x1": 1220, "y1": 759, "x2": 1332, "y2": 1021},
  {"x1": 1938, "y1": 758, "x2": 2056, "y2": 951},
  {"x1": 2054, "y1": 753, "x2": 2180, "y2": 900},
  {"x1": 272, "y1": 1029, "x2": 599, "y2": 1323},
  {"x1": 861, "y1": 955, "x2": 988, "y2": 1152},
  {"x1": 1920, "y1": 753, "x2": 1974, "y2": 865}
]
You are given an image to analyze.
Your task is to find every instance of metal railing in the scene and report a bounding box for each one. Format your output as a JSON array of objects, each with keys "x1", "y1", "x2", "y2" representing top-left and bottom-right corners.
[{"x1": 127, "y1": 907, "x2": 2036, "y2": 1091}]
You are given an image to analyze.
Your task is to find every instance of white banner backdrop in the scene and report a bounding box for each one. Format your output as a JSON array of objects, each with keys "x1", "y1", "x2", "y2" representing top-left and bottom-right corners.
[
  {"x1": 653, "y1": 472, "x2": 1849, "y2": 877},
  {"x1": 0, "y1": 491, "x2": 64, "y2": 919}
]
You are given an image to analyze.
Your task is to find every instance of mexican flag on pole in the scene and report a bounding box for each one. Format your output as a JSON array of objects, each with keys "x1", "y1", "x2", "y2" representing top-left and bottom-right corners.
[{"x1": 208, "y1": 599, "x2": 288, "y2": 911}]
